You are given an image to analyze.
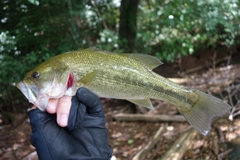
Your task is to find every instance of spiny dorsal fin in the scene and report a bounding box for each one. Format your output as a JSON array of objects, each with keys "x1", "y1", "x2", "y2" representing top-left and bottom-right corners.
[{"x1": 121, "y1": 54, "x2": 163, "y2": 70}]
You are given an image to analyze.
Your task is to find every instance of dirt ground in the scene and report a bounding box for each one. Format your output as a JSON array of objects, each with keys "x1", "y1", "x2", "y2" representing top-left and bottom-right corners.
[{"x1": 1, "y1": 49, "x2": 240, "y2": 160}]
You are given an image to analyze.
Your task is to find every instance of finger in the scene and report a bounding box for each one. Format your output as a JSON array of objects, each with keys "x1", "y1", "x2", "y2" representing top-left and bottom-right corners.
[
  {"x1": 68, "y1": 95, "x2": 88, "y2": 130},
  {"x1": 31, "y1": 105, "x2": 37, "y2": 110},
  {"x1": 46, "y1": 98, "x2": 59, "y2": 114},
  {"x1": 28, "y1": 109, "x2": 55, "y2": 133},
  {"x1": 56, "y1": 96, "x2": 72, "y2": 127},
  {"x1": 76, "y1": 88, "x2": 103, "y2": 115},
  {"x1": 28, "y1": 109, "x2": 44, "y2": 133}
]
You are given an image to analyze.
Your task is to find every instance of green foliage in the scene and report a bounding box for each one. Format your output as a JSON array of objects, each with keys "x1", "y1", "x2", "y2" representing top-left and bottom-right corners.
[
  {"x1": 136, "y1": 0, "x2": 240, "y2": 61},
  {"x1": 1, "y1": 0, "x2": 240, "y2": 109},
  {"x1": 96, "y1": 29, "x2": 119, "y2": 51}
]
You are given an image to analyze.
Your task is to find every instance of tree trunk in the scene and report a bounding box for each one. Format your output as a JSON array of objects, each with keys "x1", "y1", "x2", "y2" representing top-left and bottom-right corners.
[{"x1": 119, "y1": 0, "x2": 140, "y2": 52}]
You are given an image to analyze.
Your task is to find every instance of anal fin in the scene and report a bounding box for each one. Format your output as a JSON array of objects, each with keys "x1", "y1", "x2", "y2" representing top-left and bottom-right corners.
[{"x1": 127, "y1": 99, "x2": 154, "y2": 110}]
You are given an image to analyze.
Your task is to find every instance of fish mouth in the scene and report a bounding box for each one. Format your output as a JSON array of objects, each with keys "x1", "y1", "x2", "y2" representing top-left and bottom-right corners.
[
  {"x1": 17, "y1": 82, "x2": 48, "y2": 111},
  {"x1": 17, "y1": 82, "x2": 37, "y2": 104}
]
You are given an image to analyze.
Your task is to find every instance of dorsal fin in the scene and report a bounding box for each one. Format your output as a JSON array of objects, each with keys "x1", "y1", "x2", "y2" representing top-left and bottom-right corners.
[
  {"x1": 82, "y1": 48, "x2": 163, "y2": 70},
  {"x1": 121, "y1": 53, "x2": 163, "y2": 70}
]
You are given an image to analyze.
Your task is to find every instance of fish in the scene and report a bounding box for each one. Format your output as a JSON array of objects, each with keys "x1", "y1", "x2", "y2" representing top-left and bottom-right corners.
[{"x1": 17, "y1": 48, "x2": 231, "y2": 135}]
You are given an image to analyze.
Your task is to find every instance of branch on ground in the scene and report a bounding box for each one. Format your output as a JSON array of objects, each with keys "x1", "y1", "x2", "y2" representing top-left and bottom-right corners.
[{"x1": 113, "y1": 114, "x2": 186, "y2": 122}]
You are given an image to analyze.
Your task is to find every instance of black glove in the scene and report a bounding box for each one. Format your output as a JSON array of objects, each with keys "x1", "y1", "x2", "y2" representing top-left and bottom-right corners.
[{"x1": 28, "y1": 88, "x2": 112, "y2": 160}]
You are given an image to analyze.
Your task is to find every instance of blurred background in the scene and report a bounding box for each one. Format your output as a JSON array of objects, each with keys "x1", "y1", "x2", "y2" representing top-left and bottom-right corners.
[{"x1": 1, "y1": 0, "x2": 240, "y2": 159}]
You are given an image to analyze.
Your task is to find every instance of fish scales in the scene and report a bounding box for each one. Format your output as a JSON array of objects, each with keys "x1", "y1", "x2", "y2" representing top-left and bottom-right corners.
[
  {"x1": 64, "y1": 51, "x2": 196, "y2": 107},
  {"x1": 17, "y1": 48, "x2": 231, "y2": 135}
]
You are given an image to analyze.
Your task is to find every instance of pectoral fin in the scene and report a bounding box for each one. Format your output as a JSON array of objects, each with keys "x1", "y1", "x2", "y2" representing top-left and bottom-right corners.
[
  {"x1": 127, "y1": 98, "x2": 154, "y2": 110},
  {"x1": 79, "y1": 71, "x2": 97, "y2": 86},
  {"x1": 122, "y1": 54, "x2": 163, "y2": 70}
]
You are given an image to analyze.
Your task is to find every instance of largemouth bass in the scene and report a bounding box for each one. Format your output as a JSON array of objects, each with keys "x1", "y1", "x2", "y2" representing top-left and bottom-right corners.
[{"x1": 17, "y1": 48, "x2": 231, "y2": 135}]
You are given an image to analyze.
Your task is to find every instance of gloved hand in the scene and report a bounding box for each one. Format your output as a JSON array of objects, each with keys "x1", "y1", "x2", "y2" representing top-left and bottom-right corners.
[{"x1": 28, "y1": 88, "x2": 112, "y2": 160}]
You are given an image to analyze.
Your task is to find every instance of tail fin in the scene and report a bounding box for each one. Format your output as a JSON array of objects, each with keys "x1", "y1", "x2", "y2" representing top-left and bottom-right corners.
[{"x1": 177, "y1": 90, "x2": 231, "y2": 136}]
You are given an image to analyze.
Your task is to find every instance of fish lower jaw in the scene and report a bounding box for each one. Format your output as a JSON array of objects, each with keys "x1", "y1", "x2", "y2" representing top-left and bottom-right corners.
[{"x1": 31, "y1": 95, "x2": 50, "y2": 111}]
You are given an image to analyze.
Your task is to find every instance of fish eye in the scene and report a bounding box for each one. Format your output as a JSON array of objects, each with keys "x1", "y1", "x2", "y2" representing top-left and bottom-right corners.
[{"x1": 31, "y1": 72, "x2": 40, "y2": 79}]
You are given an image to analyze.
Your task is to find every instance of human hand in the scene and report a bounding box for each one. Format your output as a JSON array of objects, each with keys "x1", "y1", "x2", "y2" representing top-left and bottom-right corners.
[
  {"x1": 28, "y1": 88, "x2": 112, "y2": 160},
  {"x1": 30, "y1": 94, "x2": 71, "y2": 127},
  {"x1": 46, "y1": 95, "x2": 72, "y2": 127}
]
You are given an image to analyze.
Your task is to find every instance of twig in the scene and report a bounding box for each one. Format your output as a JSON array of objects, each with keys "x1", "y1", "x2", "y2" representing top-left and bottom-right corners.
[
  {"x1": 132, "y1": 126, "x2": 164, "y2": 160},
  {"x1": 90, "y1": 0, "x2": 109, "y2": 30},
  {"x1": 229, "y1": 100, "x2": 240, "y2": 120},
  {"x1": 212, "y1": 51, "x2": 217, "y2": 79},
  {"x1": 227, "y1": 50, "x2": 232, "y2": 65},
  {"x1": 185, "y1": 56, "x2": 229, "y2": 74},
  {"x1": 217, "y1": 148, "x2": 233, "y2": 160},
  {"x1": 168, "y1": 78, "x2": 189, "y2": 84},
  {"x1": 214, "y1": 126, "x2": 225, "y2": 143},
  {"x1": 22, "y1": 151, "x2": 38, "y2": 160},
  {"x1": 227, "y1": 84, "x2": 234, "y2": 107},
  {"x1": 159, "y1": 128, "x2": 198, "y2": 160},
  {"x1": 113, "y1": 114, "x2": 186, "y2": 122}
]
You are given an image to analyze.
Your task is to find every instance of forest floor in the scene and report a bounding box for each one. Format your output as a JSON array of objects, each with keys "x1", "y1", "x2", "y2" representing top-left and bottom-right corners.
[{"x1": 0, "y1": 50, "x2": 240, "y2": 160}]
